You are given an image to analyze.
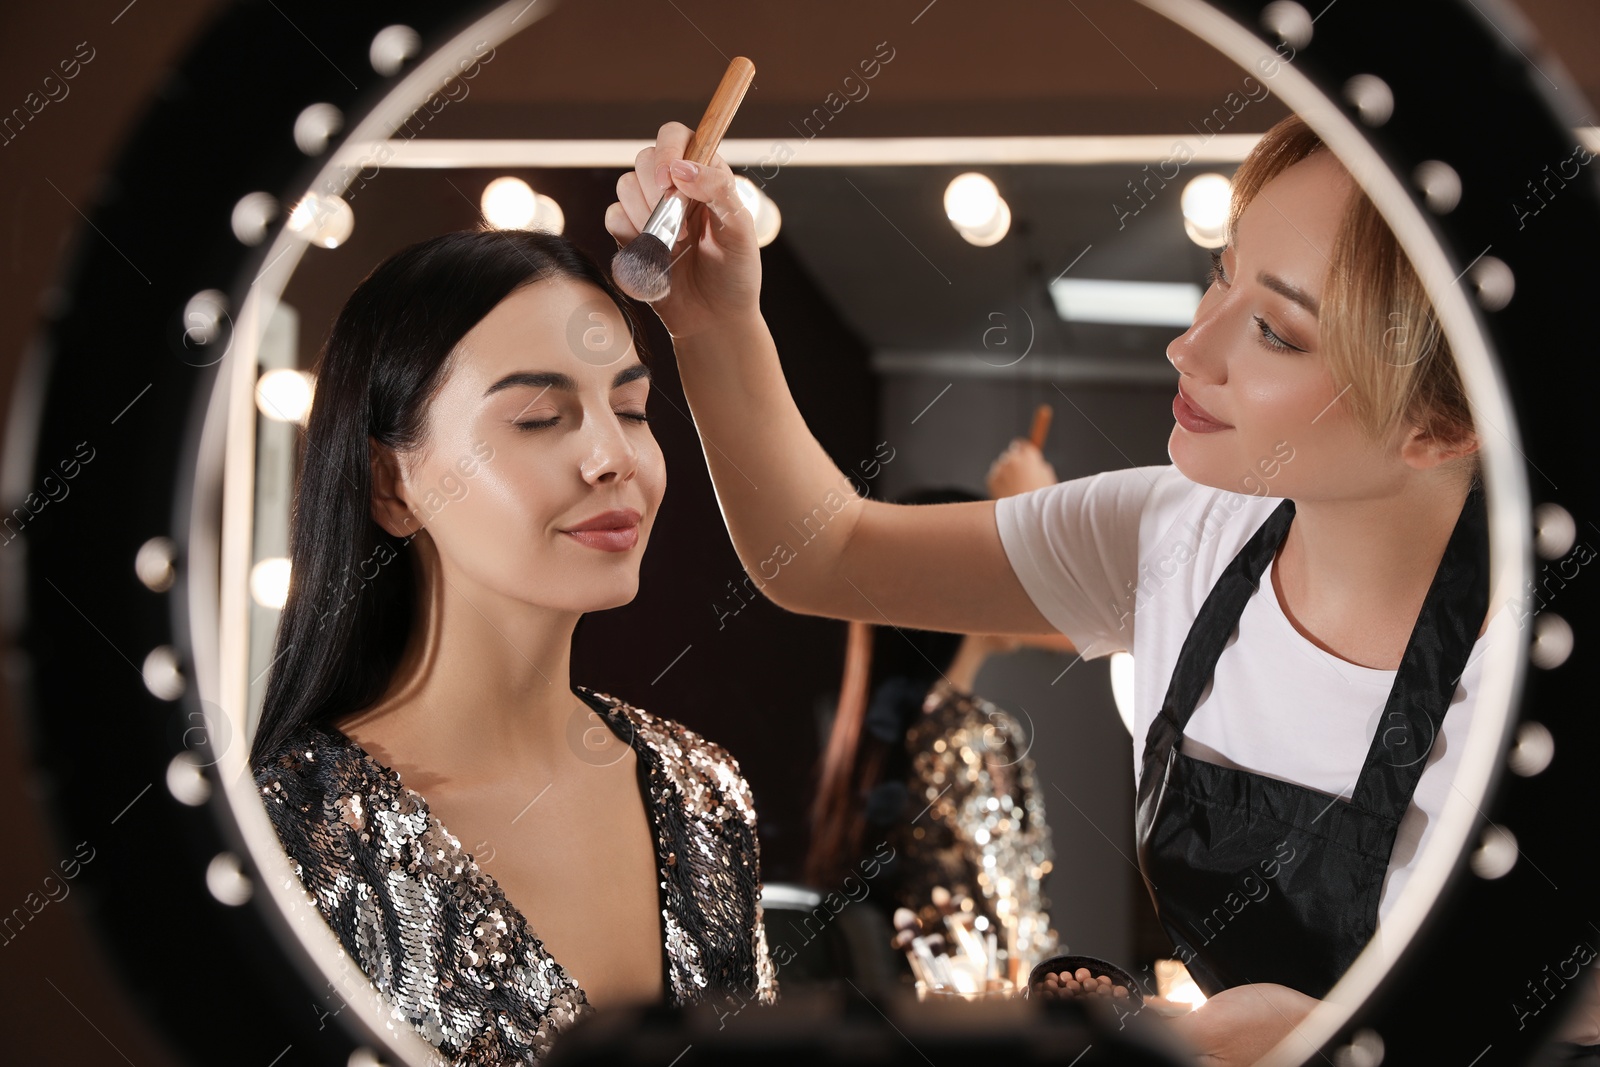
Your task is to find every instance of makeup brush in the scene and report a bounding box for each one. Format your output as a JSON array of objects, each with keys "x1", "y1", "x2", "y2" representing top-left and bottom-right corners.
[
  {"x1": 1029, "y1": 403, "x2": 1053, "y2": 450},
  {"x1": 893, "y1": 907, "x2": 948, "y2": 988},
  {"x1": 612, "y1": 56, "x2": 756, "y2": 302}
]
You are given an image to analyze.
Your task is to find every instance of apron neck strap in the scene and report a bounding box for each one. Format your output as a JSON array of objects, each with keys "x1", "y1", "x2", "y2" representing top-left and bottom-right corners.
[
  {"x1": 1143, "y1": 498, "x2": 1296, "y2": 748},
  {"x1": 1349, "y1": 480, "x2": 1489, "y2": 814}
]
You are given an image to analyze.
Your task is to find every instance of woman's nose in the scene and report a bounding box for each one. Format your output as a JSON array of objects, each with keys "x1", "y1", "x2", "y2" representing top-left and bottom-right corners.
[
  {"x1": 580, "y1": 412, "x2": 639, "y2": 485},
  {"x1": 1167, "y1": 290, "x2": 1227, "y2": 380}
]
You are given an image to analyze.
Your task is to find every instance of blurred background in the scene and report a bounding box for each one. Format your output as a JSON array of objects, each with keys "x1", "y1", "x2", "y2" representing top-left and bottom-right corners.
[{"x1": 1, "y1": 0, "x2": 1595, "y2": 1061}]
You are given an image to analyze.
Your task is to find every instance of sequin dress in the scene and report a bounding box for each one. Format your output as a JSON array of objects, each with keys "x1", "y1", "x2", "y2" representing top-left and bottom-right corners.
[
  {"x1": 895, "y1": 681, "x2": 1057, "y2": 975},
  {"x1": 255, "y1": 684, "x2": 777, "y2": 1065}
]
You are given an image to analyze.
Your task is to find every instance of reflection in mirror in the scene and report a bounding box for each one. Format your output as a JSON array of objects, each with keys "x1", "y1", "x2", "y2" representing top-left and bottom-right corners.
[{"x1": 198, "y1": 1, "x2": 1542, "y2": 1064}]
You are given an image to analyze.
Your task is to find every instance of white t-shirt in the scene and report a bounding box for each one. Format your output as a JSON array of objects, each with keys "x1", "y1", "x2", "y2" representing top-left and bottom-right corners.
[{"x1": 994, "y1": 463, "x2": 1514, "y2": 929}]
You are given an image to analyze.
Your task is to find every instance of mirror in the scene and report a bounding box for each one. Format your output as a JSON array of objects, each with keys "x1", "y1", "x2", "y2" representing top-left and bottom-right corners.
[
  {"x1": 21, "y1": 0, "x2": 1593, "y2": 1064},
  {"x1": 209, "y1": 0, "x2": 1541, "y2": 1060}
]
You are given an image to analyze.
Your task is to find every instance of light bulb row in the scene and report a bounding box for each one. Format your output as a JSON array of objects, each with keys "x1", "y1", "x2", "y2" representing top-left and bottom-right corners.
[
  {"x1": 480, "y1": 174, "x2": 784, "y2": 247},
  {"x1": 943, "y1": 171, "x2": 1234, "y2": 250}
]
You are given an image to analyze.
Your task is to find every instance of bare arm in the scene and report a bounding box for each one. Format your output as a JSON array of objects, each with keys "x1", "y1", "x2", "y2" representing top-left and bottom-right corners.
[
  {"x1": 674, "y1": 313, "x2": 1058, "y2": 636},
  {"x1": 606, "y1": 123, "x2": 1061, "y2": 636}
]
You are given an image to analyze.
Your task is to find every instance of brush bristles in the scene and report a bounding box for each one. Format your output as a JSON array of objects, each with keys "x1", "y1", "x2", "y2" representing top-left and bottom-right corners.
[{"x1": 611, "y1": 234, "x2": 673, "y2": 302}]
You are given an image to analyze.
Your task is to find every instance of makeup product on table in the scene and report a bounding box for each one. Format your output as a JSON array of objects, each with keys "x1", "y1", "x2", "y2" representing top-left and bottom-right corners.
[
  {"x1": 1026, "y1": 953, "x2": 1144, "y2": 1008},
  {"x1": 612, "y1": 56, "x2": 756, "y2": 302}
]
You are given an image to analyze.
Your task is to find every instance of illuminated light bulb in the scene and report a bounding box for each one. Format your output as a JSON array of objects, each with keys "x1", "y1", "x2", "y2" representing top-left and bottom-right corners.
[
  {"x1": 530, "y1": 192, "x2": 565, "y2": 234},
  {"x1": 482, "y1": 176, "x2": 537, "y2": 229},
  {"x1": 956, "y1": 197, "x2": 1010, "y2": 246},
  {"x1": 369, "y1": 24, "x2": 420, "y2": 77},
  {"x1": 1181, "y1": 173, "x2": 1233, "y2": 249},
  {"x1": 733, "y1": 176, "x2": 782, "y2": 247},
  {"x1": 293, "y1": 103, "x2": 343, "y2": 156},
  {"x1": 944, "y1": 172, "x2": 1010, "y2": 246},
  {"x1": 250, "y1": 557, "x2": 292, "y2": 610},
  {"x1": 183, "y1": 290, "x2": 229, "y2": 347},
  {"x1": 206, "y1": 852, "x2": 252, "y2": 906},
  {"x1": 481, "y1": 178, "x2": 565, "y2": 234},
  {"x1": 231, "y1": 192, "x2": 278, "y2": 246},
  {"x1": 166, "y1": 750, "x2": 210, "y2": 807},
  {"x1": 142, "y1": 646, "x2": 184, "y2": 701},
  {"x1": 135, "y1": 537, "x2": 177, "y2": 593},
  {"x1": 255, "y1": 368, "x2": 315, "y2": 424},
  {"x1": 944, "y1": 172, "x2": 1001, "y2": 229},
  {"x1": 286, "y1": 193, "x2": 354, "y2": 249}
]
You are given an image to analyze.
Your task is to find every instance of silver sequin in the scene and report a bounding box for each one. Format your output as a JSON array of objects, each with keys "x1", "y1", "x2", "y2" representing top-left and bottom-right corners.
[{"x1": 897, "y1": 684, "x2": 1057, "y2": 975}]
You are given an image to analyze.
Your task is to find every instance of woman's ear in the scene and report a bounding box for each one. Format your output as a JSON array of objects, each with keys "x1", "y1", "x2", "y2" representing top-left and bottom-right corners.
[
  {"x1": 1399, "y1": 419, "x2": 1480, "y2": 470},
  {"x1": 369, "y1": 437, "x2": 420, "y2": 538}
]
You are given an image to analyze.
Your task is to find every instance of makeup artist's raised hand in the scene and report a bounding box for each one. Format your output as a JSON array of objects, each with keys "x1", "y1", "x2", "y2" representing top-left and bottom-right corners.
[
  {"x1": 986, "y1": 438, "x2": 1058, "y2": 499},
  {"x1": 605, "y1": 121, "x2": 762, "y2": 340}
]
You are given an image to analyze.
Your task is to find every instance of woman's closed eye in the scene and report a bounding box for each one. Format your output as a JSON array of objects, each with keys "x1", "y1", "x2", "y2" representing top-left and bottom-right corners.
[{"x1": 515, "y1": 411, "x2": 650, "y2": 431}]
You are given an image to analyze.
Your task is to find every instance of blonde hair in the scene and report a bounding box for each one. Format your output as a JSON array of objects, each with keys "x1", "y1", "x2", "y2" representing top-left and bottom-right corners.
[{"x1": 1228, "y1": 115, "x2": 1478, "y2": 481}]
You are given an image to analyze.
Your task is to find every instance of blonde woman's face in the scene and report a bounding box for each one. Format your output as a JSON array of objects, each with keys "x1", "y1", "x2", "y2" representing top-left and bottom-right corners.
[
  {"x1": 1165, "y1": 151, "x2": 1413, "y2": 502},
  {"x1": 382, "y1": 277, "x2": 665, "y2": 614}
]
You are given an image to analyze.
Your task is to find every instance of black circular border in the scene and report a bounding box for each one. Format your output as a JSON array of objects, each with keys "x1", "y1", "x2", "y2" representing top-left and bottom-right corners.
[{"x1": 9, "y1": 0, "x2": 1597, "y2": 1064}]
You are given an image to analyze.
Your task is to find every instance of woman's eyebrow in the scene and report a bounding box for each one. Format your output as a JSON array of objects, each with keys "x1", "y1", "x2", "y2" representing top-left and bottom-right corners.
[
  {"x1": 1257, "y1": 271, "x2": 1320, "y2": 316},
  {"x1": 483, "y1": 362, "x2": 651, "y2": 397}
]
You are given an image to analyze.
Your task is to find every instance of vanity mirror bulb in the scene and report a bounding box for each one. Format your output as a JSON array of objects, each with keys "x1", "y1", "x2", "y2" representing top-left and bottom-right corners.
[
  {"x1": 141, "y1": 646, "x2": 185, "y2": 701},
  {"x1": 255, "y1": 368, "x2": 314, "y2": 424},
  {"x1": 733, "y1": 176, "x2": 782, "y2": 247},
  {"x1": 205, "y1": 852, "x2": 253, "y2": 907},
  {"x1": 482, "y1": 176, "x2": 536, "y2": 229},
  {"x1": 481, "y1": 177, "x2": 565, "y2": 234},
  {"x1": 1181, "y1": 173, "x2": 1232, "y2": 248},
  {"x1": 286, "y1": 193, "x2": 354, "y2": 249},
  {"x1": 531, "y1": 193, "x2": 565, "y2": 235},
  {"x1": 135, "y1": 536, "x2": 177, "y2": 593},
  {"x1": 944, "y1": 172, "x2": 1000, "y2": 228},
  {"x1": 944, "y1": 172, "x2": 1011, "y2": 246},
  {"x1": 250, "y1": 557, "x2": 292, "y2": 610}
]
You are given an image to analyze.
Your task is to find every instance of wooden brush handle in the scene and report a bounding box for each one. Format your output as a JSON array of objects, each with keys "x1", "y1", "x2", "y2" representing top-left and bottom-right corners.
[
  {"x1": 1029, "y1": 404, "x2": 1054, "y2": 449},
  {"x1": 684, "y1": 57, "x2": 756, "y2": 166}
]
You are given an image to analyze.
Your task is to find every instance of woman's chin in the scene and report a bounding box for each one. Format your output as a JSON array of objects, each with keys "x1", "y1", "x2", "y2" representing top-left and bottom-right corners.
[
  {"x1": 1168, "y1": 440, "x2": 1237, "y2": 494},
  {"x1": 1168, "y1": 430, "x2": 1208, "y2": 483},
  {"x1": 580, "y1": 573, "x2": 642, "y2": 612}
]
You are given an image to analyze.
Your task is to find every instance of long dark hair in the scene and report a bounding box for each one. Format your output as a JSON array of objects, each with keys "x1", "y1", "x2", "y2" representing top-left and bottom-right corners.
[
  {"x1": 804, "y1": 486, "x2": 976, "y2": 888},
  {"x1": 249, "y1": 228, "x2": 647, "y2": 769}
]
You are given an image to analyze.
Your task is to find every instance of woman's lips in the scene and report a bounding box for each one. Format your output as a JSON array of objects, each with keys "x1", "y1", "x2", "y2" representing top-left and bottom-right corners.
[
  {"x1": 562, "y1": 507, "x2": 641, "y2": 552},
  {"x1": 563, "y1": 526, "x2": 639, "y2": 552},
  {"x1": 1173, "y1": 388, "x2": 1232, "y2": 433}
]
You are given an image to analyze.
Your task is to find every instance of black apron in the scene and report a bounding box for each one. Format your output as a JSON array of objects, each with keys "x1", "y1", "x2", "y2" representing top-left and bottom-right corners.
[{"x1": 1134, "y1": 483, "x2": 1488, "y2": 999}]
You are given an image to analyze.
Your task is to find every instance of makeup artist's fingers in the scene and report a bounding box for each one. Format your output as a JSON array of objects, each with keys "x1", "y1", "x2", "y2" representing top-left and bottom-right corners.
[
  {"x1": 630, "y1": 145, "x2": 663, "y2": 214},
  {"x1": 666, "y1": 154, "x2": 752, "y2": 240},
  {"x1": 614, "y1": 170, "x2": 652, "y2": 231},
  {"x1": 603, "y1": 200, "x2": 640, "y2": 246},
  {"x1": 633, "y1": 121, "x2": 693, "y2": 211}
]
